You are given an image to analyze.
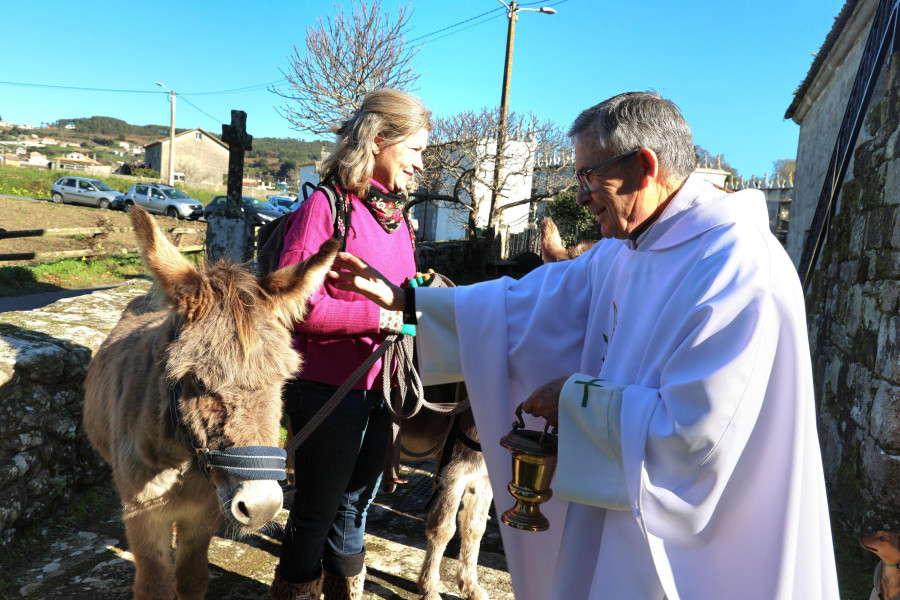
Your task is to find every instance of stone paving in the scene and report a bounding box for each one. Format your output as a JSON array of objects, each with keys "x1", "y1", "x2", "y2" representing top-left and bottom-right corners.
[{"x1": 7, "y1": 460, "x2": 514, "y2": 600}]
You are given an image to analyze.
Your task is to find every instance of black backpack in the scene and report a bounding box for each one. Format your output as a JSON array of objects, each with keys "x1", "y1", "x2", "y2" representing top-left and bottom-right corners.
[{"x1": 255, "y1": 181, "x2": 350, "y2": 277}]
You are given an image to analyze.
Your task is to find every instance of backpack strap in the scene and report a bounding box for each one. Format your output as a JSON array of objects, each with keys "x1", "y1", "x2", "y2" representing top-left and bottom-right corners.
[{"x1": 317, "y1": 181, "x2": 351, "y2": 251}]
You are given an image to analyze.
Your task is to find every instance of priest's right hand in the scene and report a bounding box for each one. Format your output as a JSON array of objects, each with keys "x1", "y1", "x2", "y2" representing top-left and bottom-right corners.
[
  {"x1": 329, "y1": 252, "x2": 406, "y2": 312},
  {"x1": 522, "y1": 376, "x2": 567, "y2": 429}
]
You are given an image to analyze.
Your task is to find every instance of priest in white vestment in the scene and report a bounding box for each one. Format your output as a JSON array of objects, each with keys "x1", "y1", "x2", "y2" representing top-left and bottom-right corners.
[{"x1": 330, "y1": 92, "x2": 840, "y2": 600}]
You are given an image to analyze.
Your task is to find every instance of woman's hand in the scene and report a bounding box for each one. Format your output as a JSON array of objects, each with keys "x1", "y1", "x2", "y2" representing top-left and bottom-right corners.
[
  {"x1": 522, "y1": 376, "x2": 568, "y2": 428},
  {"x1": 329, "y1": 252, "x2": 406, "y2": 311}
]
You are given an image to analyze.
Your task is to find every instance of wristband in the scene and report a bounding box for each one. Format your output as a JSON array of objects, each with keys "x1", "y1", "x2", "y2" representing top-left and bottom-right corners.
[{"x1": 403, "y1": 287, "x2": 417, "y2": 324}]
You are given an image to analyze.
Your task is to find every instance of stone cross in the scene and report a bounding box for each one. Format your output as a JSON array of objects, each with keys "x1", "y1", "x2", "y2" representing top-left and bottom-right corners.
[{"x1": 205, "y1": 110, "x2": 255, "y2": 264}]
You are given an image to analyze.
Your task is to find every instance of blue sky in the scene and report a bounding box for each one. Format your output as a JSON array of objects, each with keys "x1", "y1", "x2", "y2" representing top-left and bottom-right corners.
[{"x1": 1, "y1": 0, "x2": 845, "y2": 179}]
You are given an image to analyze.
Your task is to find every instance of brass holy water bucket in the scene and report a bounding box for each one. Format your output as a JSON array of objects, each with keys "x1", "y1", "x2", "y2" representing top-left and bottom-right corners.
[{"x1": 499, "y1": 403, "x2": 558, "y2": 532}]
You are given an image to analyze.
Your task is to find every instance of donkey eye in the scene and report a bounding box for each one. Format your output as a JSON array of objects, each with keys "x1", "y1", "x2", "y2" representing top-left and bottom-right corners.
[
  {"x1": 191, "y1": 375, "x2": 211, "y2": 395},
  {"x1": 881, "y1": 536, "x2": 888, "y2": 541}
]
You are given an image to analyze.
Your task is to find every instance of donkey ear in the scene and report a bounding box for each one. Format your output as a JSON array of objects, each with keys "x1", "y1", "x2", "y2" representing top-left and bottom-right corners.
[
  {"x1": 131, "y1": 206, "x2": 211, "y2": 321},
  {"x1": 540, "y1": 217, "x2": 569, "y2": 263},
  {"x1": 259, "y1": 236, "x2": 341, "y2": 326}
]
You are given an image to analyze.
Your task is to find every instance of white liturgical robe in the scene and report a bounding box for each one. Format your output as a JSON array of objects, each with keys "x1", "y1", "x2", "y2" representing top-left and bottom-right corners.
[{"x1": 414, "y1": 175, "x2": 839, "y2": 599}]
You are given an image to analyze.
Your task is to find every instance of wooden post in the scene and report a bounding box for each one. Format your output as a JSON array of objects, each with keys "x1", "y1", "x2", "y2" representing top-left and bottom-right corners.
[{"x1": 206, "y1": 110, "x2": 255, "y2": 263}]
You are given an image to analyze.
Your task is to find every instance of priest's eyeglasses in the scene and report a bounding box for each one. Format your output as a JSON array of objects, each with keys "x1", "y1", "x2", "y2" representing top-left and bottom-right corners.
[{"x1": 575, "y1": 149, "x2": 639, "y2": 192}]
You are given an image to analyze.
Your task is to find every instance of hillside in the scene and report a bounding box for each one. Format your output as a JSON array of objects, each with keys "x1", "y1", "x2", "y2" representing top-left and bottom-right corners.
[{"x1": 0, "y1": 116, "x2": 332, "y2": 183}]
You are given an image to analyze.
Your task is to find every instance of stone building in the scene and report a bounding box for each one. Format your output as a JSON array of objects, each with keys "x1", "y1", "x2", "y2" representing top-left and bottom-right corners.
[
  {"x1": 144, "y1": 128, "x2": 228, "y2": 186},
  {"x1": 785, "y1": 0, "x2": 900, "y2": 528}
]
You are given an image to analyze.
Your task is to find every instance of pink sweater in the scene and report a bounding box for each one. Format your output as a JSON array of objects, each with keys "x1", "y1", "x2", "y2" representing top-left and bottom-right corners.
[{"x1": 278, "y1": 183, "x2": 416, "y2": 389}]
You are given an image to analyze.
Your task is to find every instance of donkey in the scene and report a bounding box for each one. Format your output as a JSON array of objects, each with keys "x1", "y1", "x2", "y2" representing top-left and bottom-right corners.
[
  {"x1": 540, "y1": 216, "x2": 596, "y2": 262},
  {"x1": 83, "y1": 206, "x2": 340, "y2": 600},
  {"x1": 396, "y1": 384, "x2": 491, "y2": 600}
]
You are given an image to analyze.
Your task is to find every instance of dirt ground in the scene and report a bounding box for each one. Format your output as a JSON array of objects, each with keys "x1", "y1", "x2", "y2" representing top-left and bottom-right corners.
[
  {"x1": 0, "y1": 196, "x2": 205, "y2": 264},
  {"x1": 4, "y1": 461, "x2": 514, "y2": 600}
]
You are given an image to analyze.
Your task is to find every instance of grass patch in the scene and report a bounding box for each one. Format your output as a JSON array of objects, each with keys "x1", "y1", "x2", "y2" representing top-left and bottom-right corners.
[
  {"x1": 833, "y1": 511, "x2": 877, "y2": 598},
  {"x1": 0, "y1": 165, "x2": 220, "y2": 205},
  {"x1": 0, "y1": 252, "x2": 203, "y2": 296}
]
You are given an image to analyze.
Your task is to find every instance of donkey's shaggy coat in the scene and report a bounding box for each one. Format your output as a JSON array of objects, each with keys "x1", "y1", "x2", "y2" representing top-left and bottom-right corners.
[{"x1": 84, "y1": 207, "x2": 339, "y2": 600}]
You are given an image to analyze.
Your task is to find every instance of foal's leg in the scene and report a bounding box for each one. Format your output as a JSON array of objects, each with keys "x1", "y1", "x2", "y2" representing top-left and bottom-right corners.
[
  {"x1": 173, "y1": 507, "x2": 216, "y2": 600},
  {"x1": 456, "y1": 472, "x2": 492, "y2": 600},
  {"x1": 125, "y1": 511, "x2": 176, "y2": 600},
  {"x1": 418, "y1": 474, "x2": 468, "y2": 600}
]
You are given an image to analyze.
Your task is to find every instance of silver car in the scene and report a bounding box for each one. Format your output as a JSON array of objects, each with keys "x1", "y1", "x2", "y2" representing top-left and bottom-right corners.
[
  {"x1": 50, "y1": 176, "x2": 125, "y2": 209},
  {"x1": 123, "y1": 183, "x2": 204, "y2": 220}
]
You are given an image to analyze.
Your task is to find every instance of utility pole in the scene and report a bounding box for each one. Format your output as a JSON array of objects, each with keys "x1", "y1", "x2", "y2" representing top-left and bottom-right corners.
[
  {"x1": 487, "y1": 1, "x2": 556, "y2": 235},
  {"x1": 156, "y1": 83, "x2": 176, "y2": 186}
]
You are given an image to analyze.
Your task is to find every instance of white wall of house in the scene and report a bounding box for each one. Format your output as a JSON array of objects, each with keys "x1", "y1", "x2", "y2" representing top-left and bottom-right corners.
[
  {"x1": 299, "y1": 163, "x2": 319, "y2": 188},
  {"x1": 417, "y1": 137, "x2": 538, "y2": 241}
]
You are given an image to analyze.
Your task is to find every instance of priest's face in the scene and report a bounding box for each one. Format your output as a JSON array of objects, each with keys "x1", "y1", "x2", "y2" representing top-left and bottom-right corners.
[{"x1": 574, "y1": 135, "x2": 652, "y2": 239}]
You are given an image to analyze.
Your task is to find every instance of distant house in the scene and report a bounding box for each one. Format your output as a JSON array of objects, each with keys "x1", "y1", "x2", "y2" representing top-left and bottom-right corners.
[
  {"x1": 21, "y1": 123, "x2": 34, "y2": 130},
  {"x1": 0, "y1": 154, "x2": 20, "y2": 167},
  {"x1": 144, "y1": 128, "x2": 228, "y2": 185},
  {"x1": 118, "y1": 141, "x2": 130, "y2": 150},
  {"x1": 50, "y1": 152, "x2": 109, "y2": 175},
  {"x1": 64, "y1": 124, "x2": 76, "y2": 130},
  {"x1": 411, "y1": 137, "x2": 537, "y2": 243},
  {"x1": 298, "y1": 162, "x2": 319, "y2": 188},
  {"x1": 26, "y1": 152, "x2": 49, "y2": 167}
]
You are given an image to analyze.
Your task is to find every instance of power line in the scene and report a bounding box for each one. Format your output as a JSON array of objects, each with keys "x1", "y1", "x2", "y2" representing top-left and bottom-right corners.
[
  {"x1": 0, "y1": 80, "x2": 159, "y2": 94},
  {"x1": 408, "y1": 6, "x2": 506, "y2": 43},
  {"x1": 408, "y1": 0, "x2": 568, "y2": 46},
  {"x1": 182, "y1": 79, "x2": 286, "y2": 96},
  {"x1": 178, "y1": 96, "x2": 223, "y2": 127},
  {"x1": 0, "y1": 79, "x2": 282, "y2": 97},
  {"x1": 421, "y1": 13, "x2": 507, "y2": 44}
]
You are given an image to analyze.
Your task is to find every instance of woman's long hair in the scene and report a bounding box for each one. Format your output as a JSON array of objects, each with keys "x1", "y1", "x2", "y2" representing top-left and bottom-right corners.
[{"x1": 320, "y1": 89, "x2": 432, "y2": 197}]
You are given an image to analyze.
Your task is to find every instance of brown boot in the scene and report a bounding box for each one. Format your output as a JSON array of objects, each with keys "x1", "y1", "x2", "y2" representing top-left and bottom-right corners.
[
  {"x1": 322, "y1": 565, "x2": 366, "y2": 600},
  {"x1": 269, "y1": 566, "x2": 323, "y2": 600}
]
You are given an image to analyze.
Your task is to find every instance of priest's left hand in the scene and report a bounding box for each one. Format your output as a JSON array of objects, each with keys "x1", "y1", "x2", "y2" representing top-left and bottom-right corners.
[
  {"x1": 329, "y1": 252, "x2": 406, "y2": 311},
  {"x1": 522, "y1": 376, "x2": 567, "y2": 428}
]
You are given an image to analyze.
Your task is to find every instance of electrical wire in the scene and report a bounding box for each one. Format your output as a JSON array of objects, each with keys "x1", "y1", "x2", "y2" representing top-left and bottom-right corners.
[
  {"x1": 0, "y1": 80, "x2": 159, "y2": 94},
  {"x1": 177, "y1": 96, "x2": 224, "y2": 127},
  {"x1": 408, "y1": 6, "x2": 506, "y2": 43}
]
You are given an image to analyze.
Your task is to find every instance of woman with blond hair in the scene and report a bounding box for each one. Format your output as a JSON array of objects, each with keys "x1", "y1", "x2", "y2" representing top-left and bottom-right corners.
[{"x1": 268, "y1": 88, "x2": 431, "y2": 600}]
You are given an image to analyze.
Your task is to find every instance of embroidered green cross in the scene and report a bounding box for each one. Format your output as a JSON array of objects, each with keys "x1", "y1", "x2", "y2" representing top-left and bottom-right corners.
[{"x1": 574, "y1": 378, "x2": 604, "y2": 407}]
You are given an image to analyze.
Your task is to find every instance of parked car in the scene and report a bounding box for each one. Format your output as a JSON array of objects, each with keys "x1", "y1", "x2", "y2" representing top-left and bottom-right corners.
[
  {"x1": 264, "y1": 195, "x2": 296, "y2": 215},
  {"x1": 50, "y1": 176, "x2": 125, "y2": 210},
  {"x1": 204, "y1": 196, "x2": 281, "y2": 226},
  {"x1": 122, "y1": 183, "x2": 204, "y2": 220}
]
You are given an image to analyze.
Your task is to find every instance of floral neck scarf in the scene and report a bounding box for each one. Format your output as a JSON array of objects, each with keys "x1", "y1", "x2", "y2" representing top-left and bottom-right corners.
[
  {"x1": 364, "y1": 187, "x2": 406, "y2": 232},
  {"x1": 363, "y1": 186, "x2": 417, "y2": 250}
]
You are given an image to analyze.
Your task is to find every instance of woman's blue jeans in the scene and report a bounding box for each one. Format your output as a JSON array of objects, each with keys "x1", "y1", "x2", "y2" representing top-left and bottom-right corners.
[{"x1": 279, "y1": 378, "x2": 391, "y2": 582}]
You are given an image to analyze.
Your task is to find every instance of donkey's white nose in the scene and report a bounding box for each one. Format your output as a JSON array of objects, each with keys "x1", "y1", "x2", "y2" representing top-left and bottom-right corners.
[{"x1": 229, "y1": 479, "x2": 283, "y2": 529}]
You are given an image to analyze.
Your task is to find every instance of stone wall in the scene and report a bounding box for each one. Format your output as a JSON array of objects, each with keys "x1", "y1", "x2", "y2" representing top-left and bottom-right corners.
[
  {"x1": 0, "y1": 281, "x2": 149, "y2": 549},
  {"x1": 808, "y1": 55, "x2": 900, "y2": 530},
  {"x1": 787, "y1": 0, "x2": 877, "y2": 267}
]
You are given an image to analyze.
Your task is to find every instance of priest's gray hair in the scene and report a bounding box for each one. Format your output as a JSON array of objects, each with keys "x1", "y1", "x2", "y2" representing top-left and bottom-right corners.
[
  {"x1": 568, "y1": 91, "x2": 694, "y2": 181},
  {"x1": 320, "y1": 88, "x2": 433, "y2": 197}
]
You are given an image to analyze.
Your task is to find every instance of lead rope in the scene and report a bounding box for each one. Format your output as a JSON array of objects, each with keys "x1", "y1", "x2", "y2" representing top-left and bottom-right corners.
[
  {"x1": 282, "y1": 331, "x2": 469, "y2": 457},
  {"x1": 282, "y1": 272, "x2": 471, "y2": 489}
]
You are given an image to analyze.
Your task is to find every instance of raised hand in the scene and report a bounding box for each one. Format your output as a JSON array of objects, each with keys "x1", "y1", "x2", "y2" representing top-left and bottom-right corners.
[{"x1": 328, "y1": 252, "x2": 406, "y2": 311}]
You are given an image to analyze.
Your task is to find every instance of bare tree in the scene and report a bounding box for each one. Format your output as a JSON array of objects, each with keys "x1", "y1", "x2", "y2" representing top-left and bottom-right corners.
[
  {"x1": 271, "y1": 0, "x2": 421, "y2": 136},
  {"x1": 772, "y1": 158, "x2": 796, "y2": 182},
  {"x1": 412, "y1": 107, "x2": 576, "y2": 240}
]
